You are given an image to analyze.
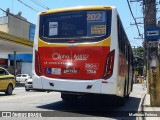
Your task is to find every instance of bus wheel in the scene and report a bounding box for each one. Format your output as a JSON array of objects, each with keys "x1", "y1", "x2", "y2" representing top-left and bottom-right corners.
[{"x1": 61, "y1": 93, "x2": 78, "y2": 103}]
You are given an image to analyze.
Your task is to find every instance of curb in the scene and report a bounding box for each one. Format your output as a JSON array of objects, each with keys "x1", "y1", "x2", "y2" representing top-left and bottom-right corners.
[{"x1": 137, "y1": 91, "x2": 147, "y2": 120}]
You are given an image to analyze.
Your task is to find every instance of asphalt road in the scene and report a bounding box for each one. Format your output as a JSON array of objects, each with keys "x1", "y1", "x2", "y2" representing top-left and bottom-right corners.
[{"x1": 0, "y1": 83, "x2": 146, "y2": 120}]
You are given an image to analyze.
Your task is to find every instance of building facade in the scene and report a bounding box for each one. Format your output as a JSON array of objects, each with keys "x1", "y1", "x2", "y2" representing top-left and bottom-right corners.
[{"x1": 0, "y1": 9, "x2": 35, "y2": 74}]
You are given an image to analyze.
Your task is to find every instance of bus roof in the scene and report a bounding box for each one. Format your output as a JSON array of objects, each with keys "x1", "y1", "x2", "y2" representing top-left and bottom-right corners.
[{"x1": 40, "y1": 6, "x2": 114, "y2": 15}]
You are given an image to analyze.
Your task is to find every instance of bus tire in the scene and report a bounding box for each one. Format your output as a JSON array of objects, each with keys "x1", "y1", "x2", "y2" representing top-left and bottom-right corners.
[{"x1": 61, "y1": 93, "x2": 78, "y2": 103}]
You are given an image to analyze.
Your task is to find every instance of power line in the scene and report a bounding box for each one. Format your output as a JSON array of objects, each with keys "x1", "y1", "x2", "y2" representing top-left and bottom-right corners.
[
  {"x1": 17, "y1": 0, "x2": 39, "y2": 13},
  {"x1": 127, "y1": 0, "x2": 142, "y2": 37},
  {"x1": 30, "y1": 0, "x2": 49, "y2": 10}
]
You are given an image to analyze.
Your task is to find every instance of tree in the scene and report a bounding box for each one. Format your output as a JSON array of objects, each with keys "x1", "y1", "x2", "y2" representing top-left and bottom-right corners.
[{"x1": 132, "y1": 46, "x2": 144, "y2": 76}]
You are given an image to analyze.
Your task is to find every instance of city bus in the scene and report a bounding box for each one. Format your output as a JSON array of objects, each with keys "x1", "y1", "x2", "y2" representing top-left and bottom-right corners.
[{"x1": 32, "y1": 6, "x2": 134, "y2": 105}]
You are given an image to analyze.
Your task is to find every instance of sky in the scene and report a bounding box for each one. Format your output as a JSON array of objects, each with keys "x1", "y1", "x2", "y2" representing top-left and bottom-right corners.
[{"x1": 0, "y1": 0, "x2": 145, "y2": 47}]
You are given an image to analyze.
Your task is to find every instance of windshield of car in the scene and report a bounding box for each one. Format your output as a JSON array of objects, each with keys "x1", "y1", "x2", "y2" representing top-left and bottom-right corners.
[
  {"x1": 0, "y1": 68, "x2": 9, "y2": 76},
  {"x1": 16, "y1": 75, "x2": 21, "y2": 77}
]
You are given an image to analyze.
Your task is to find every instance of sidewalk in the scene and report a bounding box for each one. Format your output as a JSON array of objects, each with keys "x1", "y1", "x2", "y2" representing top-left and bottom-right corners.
[{"x1": 140, "y1": 88, "x2": 160, "y2": 120}]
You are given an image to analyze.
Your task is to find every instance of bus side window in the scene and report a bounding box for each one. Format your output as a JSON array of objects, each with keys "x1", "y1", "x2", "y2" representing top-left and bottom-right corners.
[
  {"x1": 128, "y1": 44, "x2": 130, "y2": 61},
  {"x1": 118, "y1": 19, "x2": 120, "y2": 50},
  {"x1": 125, "y1": 42, "x2": 128, "y2": 59},
  {"x1": 122, "y1": 34, "x2": 125, "y2": 54},
  {"x1": 117, "y1": 16, "x2": 125, "y2": 53},
  {"x1": 118, "y1": 16, "x2": 122, "y2": 52}
]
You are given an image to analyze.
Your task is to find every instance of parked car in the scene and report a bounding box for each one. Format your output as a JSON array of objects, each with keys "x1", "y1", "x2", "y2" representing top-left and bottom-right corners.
[
  {"x1": 0, "y1": 67, "x2": 15, "y2": 95},
  {"x1": 25, "y1": 78, "x2": 33, "y2": 91},
  {"x1": 16, "y1": 74, "x2": 31, "y2": 83},
  {"x1": 25, "y1": 79, "x2": 46, "y2": 92}
]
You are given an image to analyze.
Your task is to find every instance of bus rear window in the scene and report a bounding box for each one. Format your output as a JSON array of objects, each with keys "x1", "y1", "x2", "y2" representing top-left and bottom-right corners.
[{"x1": 39, "y1": 10, "x2": 111, "y2": 43}]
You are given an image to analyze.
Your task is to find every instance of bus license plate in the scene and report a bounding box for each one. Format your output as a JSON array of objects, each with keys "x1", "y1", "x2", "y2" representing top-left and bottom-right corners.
[{"x1": 64, "y1": 68, "x2": 78, "y2": 74}]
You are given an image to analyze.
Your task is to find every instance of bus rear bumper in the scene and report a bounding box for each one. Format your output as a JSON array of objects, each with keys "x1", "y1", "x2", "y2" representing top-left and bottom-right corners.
[{"x1": 33, "y1": 75, "x2": 118, "y2": 95}]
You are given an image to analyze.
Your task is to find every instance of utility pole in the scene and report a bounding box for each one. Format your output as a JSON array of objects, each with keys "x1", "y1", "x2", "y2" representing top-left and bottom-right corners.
[{"x1": 144, "y1": 0, "x2": 160, "y2": 106}]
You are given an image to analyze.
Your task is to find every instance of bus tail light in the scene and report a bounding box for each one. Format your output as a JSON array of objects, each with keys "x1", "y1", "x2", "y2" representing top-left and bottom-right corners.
[
  {"x1": 35, "y1": 50, "x2": 42, "y2": 76},
  {"x1": 104, "y1": 49, "x2": 115, "y2": 79}
]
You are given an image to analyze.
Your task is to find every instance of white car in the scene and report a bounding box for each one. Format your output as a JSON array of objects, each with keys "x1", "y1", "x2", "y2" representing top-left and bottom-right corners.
[
  {"x1": 25, "y1": 79, "x2": 46, "y2": 92},
  {"x1": 25, "y1": 79, "x2": 33, "y2": 91},
  {"x1": 16, "y1": 74, "x2": 31, "y2": 83}
]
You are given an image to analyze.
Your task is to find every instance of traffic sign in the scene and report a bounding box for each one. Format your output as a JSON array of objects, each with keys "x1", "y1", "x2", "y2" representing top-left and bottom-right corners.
[{"x1": 145, "y1": 26, "x2": 160, "y2": 41}]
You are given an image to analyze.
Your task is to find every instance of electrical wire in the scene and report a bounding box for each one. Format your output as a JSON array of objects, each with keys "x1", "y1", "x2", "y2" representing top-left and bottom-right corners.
[
  {"x1": 17, "y1": 0, "x2": 39, "y2": 13},
  {"x1": 30, "y1": 0, "x2": 49, "y2": 10},
  {"x1": 127, "y1": 0, "x2": 142, "y2": 37}
]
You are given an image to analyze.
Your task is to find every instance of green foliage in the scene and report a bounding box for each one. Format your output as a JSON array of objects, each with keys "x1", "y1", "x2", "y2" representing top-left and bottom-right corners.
[{"x1": 133, "y1": 46, "x2": 144, "y2": 75}]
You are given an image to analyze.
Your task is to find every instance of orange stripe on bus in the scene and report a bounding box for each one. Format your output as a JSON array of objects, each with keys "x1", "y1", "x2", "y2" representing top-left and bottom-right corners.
[{"x1": 38, "y1": 37, "x2": 111, "y2": 47}]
